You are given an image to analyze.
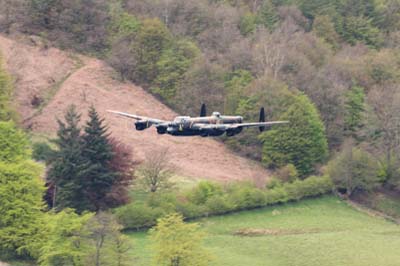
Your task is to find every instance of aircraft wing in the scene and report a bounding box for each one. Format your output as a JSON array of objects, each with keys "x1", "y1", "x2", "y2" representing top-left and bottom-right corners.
[
  {"x1": 231, "y1": 121, "x2": 289, "y2": 128},
  {"x1": 193, "y1": 121, "x2": 288, "y2": 130},
  {"x1": 107, "y1": 110, "x2": 165, "y2": 125}
]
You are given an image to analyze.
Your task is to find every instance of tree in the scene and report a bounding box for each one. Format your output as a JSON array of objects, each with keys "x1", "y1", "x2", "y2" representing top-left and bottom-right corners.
[
  {"x1": 312, "y1": 15, "x2": 340, "y2": 49},
  {"x1": 327, "y1": 144, "x2": 379, "y2": 197},
  {"x1": 105, "y1": 139, "x2": 135, "y2": 208},
  {"x1": 0, "y1": 121, "x2": 46, "y2": 258},
  {"x1": 0, "y1": 121, "x2": 31, "y2": 162},
  {"x1": 82, "y1": 106, "x2": 116, "y2": 211},
  {"x1": 344, "y1": 86, "x2": 365, "y2": 136},
  {"x1": 0, "y1": 53, "x2": 14, "y2": 121},
  {"x1": 260, "y1": 93, "x2": 328, "y2": 176},
  {"x1": 137, "y1": 148, "x2": 173, "y2": 193},
  {"x1": 47, "y1": 105, "x2": 89, "y2": 212},
  {"x1": 150, "y1": 213, "x2": 212, "y2": 266},
  {"x1": 257, "y1": 0, "x2": 279, "y2": 30},
  {"x1": 151, "y1": 39, "x2": 200, "y2": 103},
  {"x1": 85, "y1": 212, "x2": 132, "y2": 266},
  {"x1": 38, "y1": 209, "x2": 93, "y2": 266},
  {"x1": 133, "y1": 18, "x2": 172, "y2": 85}
]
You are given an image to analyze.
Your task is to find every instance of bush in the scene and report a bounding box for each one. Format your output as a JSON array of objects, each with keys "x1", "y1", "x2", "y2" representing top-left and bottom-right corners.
[
  {"x1": 187, "y1": 181, "x2": 223, "y2": 205},
  {"x1": 176, "y1": 201, "x2": 207, "y2": 219},
  {"x1": 227, "y1": 183, "x2": 266, "y2": 210},
  {"x1": 32, "y1": 142, "x2": 54, "y2": 162},
  {"x1": 275, "y1": 164, "x2": 298, "y2": 183},
  {"x1": 265, "y1": 186, "x2": 288, "y2": 204},
  {"x1": 117, "y1": 176, "x2": 333, "y2": 230},
  {"x1": 115, "y1": 203, "x2": 164, "y2": 230},
  {"x1": 206, "y1": 195, "x2": 235, "y2": 215}
]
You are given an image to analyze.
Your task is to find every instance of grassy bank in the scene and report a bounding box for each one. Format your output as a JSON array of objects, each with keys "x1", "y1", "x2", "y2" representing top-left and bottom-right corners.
[{"x1": 126, "y1": 196, "x2": 400, "y2": 266}]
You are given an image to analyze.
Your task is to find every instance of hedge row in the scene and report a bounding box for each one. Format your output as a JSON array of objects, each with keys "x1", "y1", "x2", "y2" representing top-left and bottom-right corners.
[{"x1": 115, "y1": 175, "x2": 333, "y2": 230}]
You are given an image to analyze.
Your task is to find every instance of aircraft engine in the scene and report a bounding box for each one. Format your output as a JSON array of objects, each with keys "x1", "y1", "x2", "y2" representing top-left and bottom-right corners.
[
  {"x1": 226, "y1": 127, "x2": 242, "y2": 137},
  {"x1": 135, "y1": 121, "x2": 150, "y2": 131},
  {"x1": 156, "y1": 125, "x2": 167, "y2": 134}
]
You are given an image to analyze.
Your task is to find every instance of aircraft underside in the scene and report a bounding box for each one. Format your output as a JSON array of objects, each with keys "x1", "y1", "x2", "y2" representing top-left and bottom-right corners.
[{"x1": 167, "y1": 128, "x2": 226, "y2": 137}]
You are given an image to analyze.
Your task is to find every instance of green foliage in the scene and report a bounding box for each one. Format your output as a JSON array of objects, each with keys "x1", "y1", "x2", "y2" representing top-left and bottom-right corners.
[
  {"x1": 108, "y1": 6, "x2": 141, "y2": 41},
  {"x1": 0, "y1": 121, "x2": 31, "y2": 163},
  {"x1": 115, "y1": 203, "x2": 164, "y2": 230},
  {"x1": 0, "y1": 54, "x2": 14, "y2": 121},
  {"x1": 0, "y1": 122, "x2": 46, "y2": 257},
  {"x1": 239, "y1": 12, "x2": 257, "y2": 36},
  {"x1": 38, "y1": 209, "x2": 93, "y2": 266},
  {"x1": 49, "y1": 106, "x2": 133, "y2": 212},
  {"x1": 82, "y1": 106, "x2": 116, "y2": 211},
  {"x1": 275, "y1": 163, "x2": 299, "y2": 183},
  {"x1": 118, "y1": 176, "x2": 333, "y2": 230},
  {"x1": 133, "y1": 18, "x2": 172, "y2": 84},
  {"x1": 260, "y1": 93, "x2": 328, "y2": 176},
  {"x1": 312, "y1": 15, "x2": 340, "y2": 49},
  {"x1": 344, "y1": 86, "x2": 365, "y2": 135},
  {"x1": 0, "y1": 160, "x2": 46, "y2": 258},
  {"x1": 187, "y1": 181, "x2": 223, "y2": 205},
  {"x1": 223, "y1": 70, "x2": 253, "y2": 114},
  {"x1": 150, "y1": 213, "x2": 212, "y2": 266},
  {"x1": 257, "y1": 0, "x2": 279, "y2": 30},
  {"x1": 48, "y1": 105, "x2": 89, "y2": 212},
  {"x1": 341, "y1": 16, "x2": 383, "y2": 48},
  {"x1": 152, "y1": 39, "x2": 200, "y2": 103},
  {"x1": 327, "y1": 146, "x2": 379, "y2": 196},
  {"x1": 32, "y1": 142, "x2": 55, "y2": 162}
]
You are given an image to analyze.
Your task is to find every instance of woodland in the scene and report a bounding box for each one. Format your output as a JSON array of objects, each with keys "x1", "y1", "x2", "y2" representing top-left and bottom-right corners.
[{"x1": 0, "y1": 0, "x2": 400, "y2": 265}]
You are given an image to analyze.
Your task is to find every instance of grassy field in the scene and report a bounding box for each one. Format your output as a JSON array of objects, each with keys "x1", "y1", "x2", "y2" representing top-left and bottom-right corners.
[{"x1": 126, "y1": 196, "x2": 400, "y2": 266}]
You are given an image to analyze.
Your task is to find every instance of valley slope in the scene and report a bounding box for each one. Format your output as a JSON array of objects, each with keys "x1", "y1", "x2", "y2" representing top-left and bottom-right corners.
[{"x1": 0, "y1": 34, "x2": 268, "y2": 181}]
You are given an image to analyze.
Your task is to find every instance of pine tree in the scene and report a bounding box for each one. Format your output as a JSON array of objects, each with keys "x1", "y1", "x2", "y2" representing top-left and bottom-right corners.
[
  {"x1": 82, "y1": 106, "x2": 116, "y2": 211},
  {"x1": 48, "y1": 105, "x2": 90, "y2": 212}
]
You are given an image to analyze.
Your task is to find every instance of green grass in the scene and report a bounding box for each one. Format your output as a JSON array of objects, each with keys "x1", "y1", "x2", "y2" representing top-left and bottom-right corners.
[
  {"x1": 126, "y1": 196, "x2": 400, "y2": 266},
  {"x1": 371, "y1": 194, "x2": 400, "y2": 219}
]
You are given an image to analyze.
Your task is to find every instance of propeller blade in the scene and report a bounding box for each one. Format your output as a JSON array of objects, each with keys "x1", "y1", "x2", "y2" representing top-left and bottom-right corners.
[
  {"x1": 200, "y1": 103, "x2": 207, "y2": 117},
  {"x1": 259, "y1": 107, "x2": 265, "y2": 132}
]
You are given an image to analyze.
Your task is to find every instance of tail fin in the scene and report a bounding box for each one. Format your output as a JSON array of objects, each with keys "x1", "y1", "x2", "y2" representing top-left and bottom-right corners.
[
  {"x1": 200, "y1": 103, "x2": 207, "y2": 117},
  {"x1": 259, "y1": 107, "x2": 265, "y2": 132}
]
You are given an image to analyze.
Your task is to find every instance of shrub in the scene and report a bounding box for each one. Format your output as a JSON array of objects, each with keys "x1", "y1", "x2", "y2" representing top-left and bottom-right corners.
[
  {"x1": 275, "y1": 164, "x2": 299, "y2": 183},
  {"x1": 187, "y1": 181, "x2": 223, "y2": 205},
  {"x1": 265, "y1": 186, "x2": 288, "y2": 204},
  {"x1": 206, "y1": 195, "x2": 235, "y2": 215},
  {"x1": 32, "y1": 142, "x2": 54, "y2": 162},
  {"x1": 228, "y1": 184, "x2": 266, "y2": 210},
  {"x1": 175, "y1": 201, "x2": 207, "y2": 219},
  {"x1": 115, "y1": 203, "x2": 164, "y2": 230}
]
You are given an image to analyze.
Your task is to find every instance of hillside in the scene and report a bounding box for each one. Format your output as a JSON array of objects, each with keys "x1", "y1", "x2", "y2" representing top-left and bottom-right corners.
[{"x1": 0, "y1": 34, "x2": 268, "y2": 181}]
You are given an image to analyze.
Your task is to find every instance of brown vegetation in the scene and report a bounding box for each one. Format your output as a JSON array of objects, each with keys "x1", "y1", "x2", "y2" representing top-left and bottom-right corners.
[{"x1": 0, "y1": 34, "x2": 269, "y2": 181}]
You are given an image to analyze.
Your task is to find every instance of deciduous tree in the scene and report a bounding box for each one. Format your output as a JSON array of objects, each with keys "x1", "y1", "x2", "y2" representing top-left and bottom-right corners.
[{"x1": 150, "y1": 213, "x2": 212, "y2": 266}]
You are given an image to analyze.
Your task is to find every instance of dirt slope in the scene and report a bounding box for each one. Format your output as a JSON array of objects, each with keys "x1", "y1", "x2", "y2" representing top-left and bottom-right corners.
[{"x1": 0, "y1": 34, "x2": 269, "y2": 181}]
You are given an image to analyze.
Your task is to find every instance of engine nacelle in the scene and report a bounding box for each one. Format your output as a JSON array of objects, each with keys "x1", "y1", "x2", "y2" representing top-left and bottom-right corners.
[
  {"x1": 226, "y1": 128, "x2": 242, "y2": 137},
  {"x1": 156, "y1": 126, "x2": 167, "y2": 134},
  {"x1": 135, "y1": 121, "x2": 150, "y2": 131}
]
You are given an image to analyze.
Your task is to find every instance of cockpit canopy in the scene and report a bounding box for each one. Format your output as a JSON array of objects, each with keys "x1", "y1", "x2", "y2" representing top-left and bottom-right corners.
[
  {"x1": 212, "y1": 112, "x2": 221, "y2": 118},
  {"x1": 174, "y1": 116, "x2": 190, "y2": 123}
]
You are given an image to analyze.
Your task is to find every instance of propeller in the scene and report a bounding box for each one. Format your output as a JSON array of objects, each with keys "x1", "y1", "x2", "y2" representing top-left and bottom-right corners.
[
  {"x1": 200, "y1": 103, "x2": 207, "y2": 117},
  {"x1": 259, "y1": 107, "x2": 265, "y2": 132}
]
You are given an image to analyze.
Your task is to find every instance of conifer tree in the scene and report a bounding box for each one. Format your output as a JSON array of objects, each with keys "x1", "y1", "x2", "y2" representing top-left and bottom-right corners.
[
  {"x1": 82, "y1": 106, "x2": 116, "y2": 211},
  {"x1": 257, "y1": 0, "x2": 279, "y2": 30},
  {"x1": 48, "y1": 105, "x2": 90, "y2": 212}
]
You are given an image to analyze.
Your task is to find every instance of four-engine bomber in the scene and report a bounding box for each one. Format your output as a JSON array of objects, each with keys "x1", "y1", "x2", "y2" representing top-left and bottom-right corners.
[{"x1": 108, "y1": 104, "x2": 288, "y2": 137}]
